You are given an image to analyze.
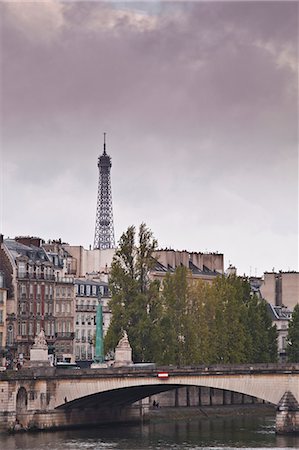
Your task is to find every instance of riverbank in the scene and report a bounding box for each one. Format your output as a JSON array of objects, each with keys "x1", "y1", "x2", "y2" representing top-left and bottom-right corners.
[{"x1": 147, "y1": 403, "x2": 275, "y2": 421}]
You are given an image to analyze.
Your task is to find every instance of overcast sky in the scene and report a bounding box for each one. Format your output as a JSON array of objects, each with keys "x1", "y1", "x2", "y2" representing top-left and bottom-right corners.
[{"x1": 0, "y1": 1, "x2": 298, "y2": 276}]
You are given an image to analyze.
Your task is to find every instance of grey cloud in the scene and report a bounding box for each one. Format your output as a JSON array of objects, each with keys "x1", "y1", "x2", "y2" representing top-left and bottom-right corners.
[{"x1": 1, "y1": 1, "x2": 297, "y2": 275}]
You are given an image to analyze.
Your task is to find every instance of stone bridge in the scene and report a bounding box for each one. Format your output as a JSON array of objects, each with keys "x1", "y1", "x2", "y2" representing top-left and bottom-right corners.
[{"x1": 0, "y1": 363, "x2": 298, "y2": 434}]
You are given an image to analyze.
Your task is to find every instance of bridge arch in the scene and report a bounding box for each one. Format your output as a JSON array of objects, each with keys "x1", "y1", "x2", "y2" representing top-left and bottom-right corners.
[
  {"x1": 16, "y1": 386, "x2": 28, "y2": 427},
  {"x1": 54, "y1": 369, "x2": 299, "y2": 410}
]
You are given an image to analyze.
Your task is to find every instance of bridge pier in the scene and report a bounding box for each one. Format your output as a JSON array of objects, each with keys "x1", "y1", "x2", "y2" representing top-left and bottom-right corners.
[
  {"x1": 276, "y1": 391, "x2": 299, "y2": 434},
  {"x1": 0, "y1": 403, "x2": 148, "y2": 433}
]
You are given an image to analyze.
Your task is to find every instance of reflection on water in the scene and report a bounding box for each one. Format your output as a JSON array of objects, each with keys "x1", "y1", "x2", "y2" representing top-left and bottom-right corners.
[{"x1": 0, "y1": 413, "x2": 299, "y2": 450}]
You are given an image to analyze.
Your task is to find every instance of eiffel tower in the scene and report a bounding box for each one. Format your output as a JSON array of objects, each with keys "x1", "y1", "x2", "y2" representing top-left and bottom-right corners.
[{"x1": 93, "y1": 133, "x2": 115, "y2": 249}]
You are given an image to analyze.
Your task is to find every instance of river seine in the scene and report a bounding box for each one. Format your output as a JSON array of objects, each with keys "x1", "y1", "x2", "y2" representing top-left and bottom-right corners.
[{"x1": 1, "y1": 411, "x2": 299, "y2": 450}]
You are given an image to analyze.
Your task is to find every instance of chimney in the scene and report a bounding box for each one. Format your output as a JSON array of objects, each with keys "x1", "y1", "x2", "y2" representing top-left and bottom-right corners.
[{"x1": 15, "y1": 236, "x2": 44, "y2": 247}]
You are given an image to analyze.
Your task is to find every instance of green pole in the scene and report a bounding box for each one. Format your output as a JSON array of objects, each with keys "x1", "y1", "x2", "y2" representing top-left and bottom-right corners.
[{"x1": 94, "y1": 294, "x2": 104, "y2": 364}]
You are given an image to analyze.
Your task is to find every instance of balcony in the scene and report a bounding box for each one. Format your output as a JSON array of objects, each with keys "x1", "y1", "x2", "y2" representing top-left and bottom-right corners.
[
  {"x1": 76, "y1": 305, "x2": 96, "y2": 312},
  {"x1": 55, "y1": 332, "x2": 74, "y2": 339},
  {"x1": 55, "y1": 277, "x2": 74, "y2": 284}
]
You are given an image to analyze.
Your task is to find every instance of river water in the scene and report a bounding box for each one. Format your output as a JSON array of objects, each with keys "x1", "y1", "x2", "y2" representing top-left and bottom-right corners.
[{"x1": 1, "y1": 411, "x2": 299, "y2": 450}]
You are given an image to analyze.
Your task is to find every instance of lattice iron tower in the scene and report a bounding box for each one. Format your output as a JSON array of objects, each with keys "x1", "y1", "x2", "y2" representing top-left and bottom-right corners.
[{"x1": 93, "y1": 133, "x2": 115, "y2": 249}]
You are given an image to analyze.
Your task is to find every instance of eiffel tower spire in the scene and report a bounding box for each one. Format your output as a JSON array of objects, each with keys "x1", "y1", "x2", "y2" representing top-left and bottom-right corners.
[{"x1": 93, "y1": 134, "x2": 115, "y2": 250}]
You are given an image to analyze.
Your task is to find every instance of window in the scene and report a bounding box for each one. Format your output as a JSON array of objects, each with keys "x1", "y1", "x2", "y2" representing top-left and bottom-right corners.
[
  {"x1": 45, "y1": 302, "x2": 48, "y2": 314},
  {"x1": 7, "y1": 325, "x2": 13, "y2": 345},
  {"x1": 56, "y1": 287, "x2": 60, "y2": 297},
  {"x1": 62, "y1": 287, "x2": 66, "y2": 297},
  {"x1": 36, "y1": 322, "x2": 40, "y2": 334},
  {"x1": 66, "y1": 302, "x2": 70, "y2": 313},
  {"x1": 36, "y1": 266, "x2": 40, "y2": 278},
  {"x1": 29, "y1": 322, "x2": 33, "y2": 336},
  {"x1": 92, "y1": 285, "x2": 97, "y2": 296},
  {"x1": 49, "y1": 286, "x2": 53, "y2": 298},
  {"x1": 0, "y1": 310, "x2": 3, "y2": 324},
  {"x1": 81, "y1": 314, "x2": 85, "y2": 325},
  {"x1": 75, "y1": 284, "x2": 79, "y2": 294},
  {"x1": 56, "y1": 303, "x2": 60, "y2": 313},
  {"x1": 76, "y1": 314, "x2": 79, "y2": 325},
  {"x1": 80, "y1": 285, "x2": 84, "y2": 295},
  {"x1": 61, "y1": 302, "x2": 65, "y2": 313},
  {"x1": 20, "y1": 284, "x2": 26, "y2": 295},
  {"x1": 37, "y1": 284, "x2": 41, "y2": 296},
  {"x1": 21, "y1": 322, "x2": 26, "y2": 336},
  {"x1": 86, "y1": 285, "x2": 91, "y2": 296},
  {"x1": 67, "y1": 287, "x2": 72, "y2": 297},
  {"x1": 37, "y1": 302, "x2": 41, "y2": 315},
  {"x1": 18, "y1": 262, "x2": 26, "y2": 278},
  {"x1": 29, "y1": 284, "x2": 33, "y2": 296}
]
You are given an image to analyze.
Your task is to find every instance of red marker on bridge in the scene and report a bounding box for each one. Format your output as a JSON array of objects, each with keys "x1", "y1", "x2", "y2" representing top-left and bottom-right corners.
[{"x1": 157, "y1": 372, "x2": 169, "y2": 379}]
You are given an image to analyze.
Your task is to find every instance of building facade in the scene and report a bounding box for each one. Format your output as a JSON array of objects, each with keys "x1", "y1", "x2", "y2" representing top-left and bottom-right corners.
[
  {"x1": 0, "y1": 237, "x2": 56, "y2": 361},
  {"x1": 267, "y1": 304, "x2": 292, "y2": 362},
  {"x1": 0, "y1": 272, "x2": 7, "y2": 365},
  {"x1": 0, "y1": 236, "x2": 77, "y2": 364},
  {"x1": 74, "y1": 278, "x2": 110, "y2": 364},
  {"x1": 261, "y1": 271, "x2": 299, "y2": 310}
]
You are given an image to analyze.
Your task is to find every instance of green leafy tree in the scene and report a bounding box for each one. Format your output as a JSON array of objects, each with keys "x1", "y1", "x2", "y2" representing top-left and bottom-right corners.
[
  {"x1": 104, "y1": 223, "x2": 160, "y2": 362},
  {"x1": 243, "y1": 295, "x2": 278, "y2": 363},
  {"x1": 158, "y1": 266, "x2": 190, "y2": 365},
  {"x1": 287, "y1": 304, "x2": 299, "y2": 362},
  {"x1": 187, "y1": 280, "x2": 216, "y2": 364},
  {"x1": 210, "y1": 276, "x2": 247, "y2": 364}
]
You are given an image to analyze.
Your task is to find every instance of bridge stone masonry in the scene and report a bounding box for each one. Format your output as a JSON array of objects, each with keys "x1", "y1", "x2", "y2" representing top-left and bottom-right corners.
[{"x1": 0, "y1": 364, "x2": 298, "y2": 434}]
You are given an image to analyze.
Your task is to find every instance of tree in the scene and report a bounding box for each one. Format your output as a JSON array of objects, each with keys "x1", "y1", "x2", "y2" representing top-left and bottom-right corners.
[
  {"x1": 158, "y1": 266, "x2": 190, "y2": 365},
  {"x1": 104, "y1": 223, "x2": 160, "y2": 362},
  {"x1": 243, "y1": 295, "x2": 278, "y2": 363},
  {"x1": 287, "y1": 304, "x2": 299, "y2": 362}
]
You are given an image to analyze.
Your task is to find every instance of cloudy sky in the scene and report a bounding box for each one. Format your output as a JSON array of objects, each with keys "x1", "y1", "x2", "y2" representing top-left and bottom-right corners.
[{"x1": 0, "y1": 1, "x2": 298, "y2": 276}]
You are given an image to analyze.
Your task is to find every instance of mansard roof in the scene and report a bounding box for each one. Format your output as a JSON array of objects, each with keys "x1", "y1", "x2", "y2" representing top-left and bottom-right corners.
[
  {"x1": 75, "y1": 278, "x2": 108, "y2": 286},
  {"x1": 267, "y1": 303, "x2": 292, "y2": 321},
  {"x1": 4, "y1": 239, "x2": 50, "y2": 264},
  {"x1": 152, "y1": 258, "x2": 220, "y2": 277}
]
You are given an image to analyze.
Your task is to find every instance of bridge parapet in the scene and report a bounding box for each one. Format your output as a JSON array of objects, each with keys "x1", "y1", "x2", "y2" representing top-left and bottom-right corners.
[{"x1": 1, "y1": 363, "x2": 299, "y2": 382}]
